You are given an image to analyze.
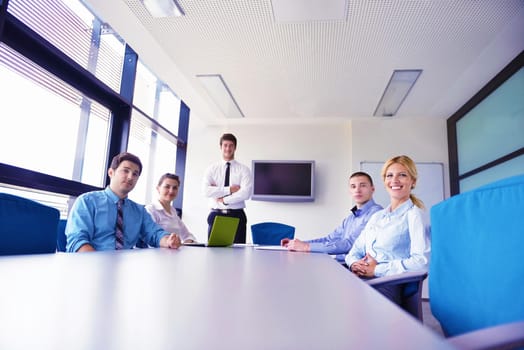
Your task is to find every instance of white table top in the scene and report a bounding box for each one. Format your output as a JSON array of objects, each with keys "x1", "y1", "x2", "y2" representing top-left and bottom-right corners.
[{"x1": 0, "y1": 247, "x2": 454, "y2": 350}]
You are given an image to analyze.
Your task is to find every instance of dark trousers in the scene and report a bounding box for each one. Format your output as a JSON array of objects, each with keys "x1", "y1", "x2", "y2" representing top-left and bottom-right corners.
[
  {"x1": 207, "y1": 209, "x2": 247, "y2": 243},
  {"x1": 373, "y1": 284, "x2": 403, "y2": 306}
]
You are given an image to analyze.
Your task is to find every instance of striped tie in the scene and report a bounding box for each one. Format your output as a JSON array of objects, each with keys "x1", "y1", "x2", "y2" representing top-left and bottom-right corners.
[{"x1": 115, "y1": 199, "x2": 124, "y2": 250}]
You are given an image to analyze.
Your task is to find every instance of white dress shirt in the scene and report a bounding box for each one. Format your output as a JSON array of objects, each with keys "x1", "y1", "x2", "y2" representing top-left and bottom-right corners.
[
  {"x1": 145, "y1": 200, "x2": 196, "y2": 242},
  {"x1": 202, "y1": 159, "x2": 252, "y2": 210}
]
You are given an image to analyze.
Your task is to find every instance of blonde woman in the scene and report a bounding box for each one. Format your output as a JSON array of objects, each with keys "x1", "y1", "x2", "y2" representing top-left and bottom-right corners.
[{"x1": 345, "y1": 155, "x2": 429, "y2": 303}]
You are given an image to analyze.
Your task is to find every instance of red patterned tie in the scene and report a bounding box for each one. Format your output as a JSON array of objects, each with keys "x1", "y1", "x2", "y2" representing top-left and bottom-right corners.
[{"x1": 115, "y1": 199, "x2": 124, "y2": 250}]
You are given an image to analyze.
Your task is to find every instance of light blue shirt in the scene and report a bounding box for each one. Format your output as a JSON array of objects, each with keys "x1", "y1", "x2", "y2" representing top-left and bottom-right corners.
[
  {"x1": 307, "y1": 199, "x2": 383, "y2": 263},
  {"x1": 66, "y1": 187, "x2": 169, "y2": 252},
  {"x1": 345, "y1": 199, "x2": 430, "y2": 277}
]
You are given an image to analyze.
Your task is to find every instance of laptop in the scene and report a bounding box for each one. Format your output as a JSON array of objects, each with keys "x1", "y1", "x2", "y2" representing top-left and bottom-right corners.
[{"x1": 183, "y1": 215, "x2": 240, "y2": 247}]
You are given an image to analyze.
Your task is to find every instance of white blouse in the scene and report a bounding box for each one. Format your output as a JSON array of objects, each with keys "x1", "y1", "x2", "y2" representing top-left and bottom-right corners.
[{"x1": 145, "y1": 200, "x2": 196, "y2": 242}]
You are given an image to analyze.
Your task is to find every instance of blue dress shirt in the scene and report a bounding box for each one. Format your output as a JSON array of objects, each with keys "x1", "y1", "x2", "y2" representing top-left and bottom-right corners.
[
  {"x1": 66, "y1": 187, "x2": 169, "y2": 252},
  {"x1": 345, "y1": 199, "x2": 430, "y2": 277},
  {"x1": 307, "y1": 199, "x2": 383, "y2": 263}
]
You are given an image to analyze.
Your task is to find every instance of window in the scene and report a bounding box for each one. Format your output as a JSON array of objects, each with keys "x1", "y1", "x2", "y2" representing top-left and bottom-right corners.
[
  {"x1": 0, "y1": 0, "x2": 188, "y2": 217},
  {"x1": 0, "y1": 42, "x2": 110, "y2": 187},
  {"x1": 0, "y1": 185, "x2": 71, "y2": 219},
  {"x1": 7, "y1": 0, "x2": 125, "y2": 92},
  {"x1": 128, "y1": 108, "x2": 179, "y2": 205},
  {"x1": 448, "y1": 52, "x2": 524, "y2": 194},
  {"x1": 128, "y1": 61, "x2": 182, "y2": 204}
]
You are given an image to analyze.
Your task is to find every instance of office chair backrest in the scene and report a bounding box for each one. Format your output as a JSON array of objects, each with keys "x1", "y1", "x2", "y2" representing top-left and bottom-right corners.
[
  {"x1": 56, "y1": 219, "x2": 67, "y2": 252},
  {"x1": 0, "y1": 192, "x2": 60, "y2": 255},
  {"x1": 251, "y1": 222, "x2": 295, "y2": 245},
  {"x1": 430, "y1": 174, "x2": 524, "y2": 337}
]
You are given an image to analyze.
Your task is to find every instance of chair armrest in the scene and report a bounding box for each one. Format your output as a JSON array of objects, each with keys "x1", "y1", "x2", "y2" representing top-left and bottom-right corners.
[
  {"x1": 448, "y1": 321, "x2": 524, "y2": 350},
  {"x1": 365, "y1": 270, "x2": 428, "y2": 287}
]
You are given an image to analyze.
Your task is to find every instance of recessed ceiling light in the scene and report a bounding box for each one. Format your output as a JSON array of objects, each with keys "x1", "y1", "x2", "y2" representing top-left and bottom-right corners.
[
  {"x1": 140, "y1": 0, "x2": 184, "y2": 18},
  {"x1": 374, "y1": 70, "x2": 422, "y2": 117},
  {"x1": 196, "y1": 74, "x2": 245, "y2": 118},
  {"x1": 271, "y1": 0, "x2": 348, "y2": 22}
]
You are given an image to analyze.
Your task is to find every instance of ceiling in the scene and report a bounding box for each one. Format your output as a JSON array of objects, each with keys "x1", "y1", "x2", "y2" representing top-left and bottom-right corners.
[{"x1": 84, "y1": 0, "x2": 524, "y2": 124}]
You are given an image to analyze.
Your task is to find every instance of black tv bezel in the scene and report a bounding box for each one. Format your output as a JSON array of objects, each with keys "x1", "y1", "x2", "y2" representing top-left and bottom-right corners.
[{"x1": 251, "y1": 160, "x2": 315, "y2": 202}]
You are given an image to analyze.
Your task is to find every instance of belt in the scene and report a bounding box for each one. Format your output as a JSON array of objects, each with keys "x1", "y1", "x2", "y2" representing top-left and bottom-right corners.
[{"x1": 212, "y1": 208, "x2": 244, "y2": 214}]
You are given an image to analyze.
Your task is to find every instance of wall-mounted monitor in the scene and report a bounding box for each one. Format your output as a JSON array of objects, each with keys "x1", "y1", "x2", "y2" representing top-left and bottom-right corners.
[{"x1": 251, "y1": 160, "x2": 315, "y2": 202}]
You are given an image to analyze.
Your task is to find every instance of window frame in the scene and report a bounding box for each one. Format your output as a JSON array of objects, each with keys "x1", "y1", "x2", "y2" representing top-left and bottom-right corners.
[
  {"x1": 0, "y1": 0, "x2": 189, "y2": 206},
  {"x1": 447, "y1": 50, "x2": 524, "y2": 195}
]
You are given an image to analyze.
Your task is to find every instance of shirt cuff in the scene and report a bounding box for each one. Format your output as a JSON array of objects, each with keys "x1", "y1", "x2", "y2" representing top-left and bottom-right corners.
[
  {"x1": 308, "y1": 242, "x2": 328, "y2": 253},
  {"x1": 71, "y1": 239, "x2": 91, "y2": 252},
  {"x1": 374, "y1": 263, "x2": 387, "y2": 277}
]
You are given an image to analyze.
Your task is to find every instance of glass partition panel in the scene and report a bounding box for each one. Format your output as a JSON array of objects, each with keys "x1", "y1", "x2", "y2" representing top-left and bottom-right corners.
[
  {"x1": 456, "y1": 67, "x2": 524, "y2": 175},
  {"x1": 459, "y1": 154, "x2": 524, "y2": 192}
]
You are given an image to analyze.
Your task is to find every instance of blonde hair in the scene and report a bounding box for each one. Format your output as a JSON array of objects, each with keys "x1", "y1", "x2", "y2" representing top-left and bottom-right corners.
[{"x1": 381, "y1": 155, "x2": 425, "y2": 209}]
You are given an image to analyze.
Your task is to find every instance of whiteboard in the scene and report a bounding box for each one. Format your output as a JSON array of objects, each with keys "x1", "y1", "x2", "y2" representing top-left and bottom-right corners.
[{"x1": 360, "y1": 161, "x2": 445, "y2": 226}]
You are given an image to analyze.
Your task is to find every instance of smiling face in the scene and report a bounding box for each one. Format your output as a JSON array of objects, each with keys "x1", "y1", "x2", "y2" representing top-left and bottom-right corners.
[
  {"x1": 383, "y1": 162, "x2": 416, "y2": 206},
  {"x1": 221, "y1": 140, "x2": 236, "y2": 161},
  {"x1": 108, "y1": 160, "x2": 141, "y2": 198},
  {"x1": 157, "y1": 177, "x2": 180, "y2": 204}
]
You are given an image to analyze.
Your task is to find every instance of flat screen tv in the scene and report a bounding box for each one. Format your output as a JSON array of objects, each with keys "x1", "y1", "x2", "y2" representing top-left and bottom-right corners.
[{"x1": 251, "y1": 160, "x2": 315, "y2": 202}]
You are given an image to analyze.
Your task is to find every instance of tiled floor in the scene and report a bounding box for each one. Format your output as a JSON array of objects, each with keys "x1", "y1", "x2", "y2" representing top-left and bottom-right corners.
[{"x1": 422, "y1": 299, "x2": 445, "y2": 337}]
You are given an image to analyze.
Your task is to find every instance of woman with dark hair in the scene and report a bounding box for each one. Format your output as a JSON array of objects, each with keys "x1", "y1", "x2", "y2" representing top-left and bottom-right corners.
[{"x1": 146, "y1": 173, "x2": 197, "y2": 244}]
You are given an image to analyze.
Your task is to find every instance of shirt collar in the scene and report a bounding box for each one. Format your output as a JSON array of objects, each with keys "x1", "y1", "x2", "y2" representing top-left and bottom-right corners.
[
  {"x1": 105, "y1": 186, "x2": 126, "y2": 205},
  {"x1": 222, "y1": 159, "x2": 236, "y2": 166},
  {"x1": 152, "y1": 199, "x2": 164, "y2": 211},
  {"x1": 352, "y1": 198, "x2": 377, "y2": 216},
  {"x1": 385, "y1": 198, "x2": 414, "y2": 217}
]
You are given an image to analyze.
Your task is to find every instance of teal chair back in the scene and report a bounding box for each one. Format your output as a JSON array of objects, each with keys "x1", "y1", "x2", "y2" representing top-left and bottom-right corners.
[
  {"x1": 430, "y1": 174, "x2": 524, "y2": 337},
  {"x1": 0, "y1": 192, "x2": 60, "y2": 255},
  {"x1": 251, "y1": 222, "x2": 295, "y2": 245}
]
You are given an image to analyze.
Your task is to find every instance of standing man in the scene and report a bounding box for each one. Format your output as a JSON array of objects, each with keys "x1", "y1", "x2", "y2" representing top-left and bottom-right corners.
[
  {"x1": 281, "y1": 172, "x2": 382, "y2": 265},
  {"x1": 203, "y1": 133, "x2": 252, "y2": 243},
  {"x1": 66, "y1": 152, "x2": 182, "y2": 252}
]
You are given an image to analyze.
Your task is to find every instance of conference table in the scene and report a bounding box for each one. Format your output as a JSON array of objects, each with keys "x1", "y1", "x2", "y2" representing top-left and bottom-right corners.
[{"x1": 0, "y1": 246, "x2": 454, "y2": 349}]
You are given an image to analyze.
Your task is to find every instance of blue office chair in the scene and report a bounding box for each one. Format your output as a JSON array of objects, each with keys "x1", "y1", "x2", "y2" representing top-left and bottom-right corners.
[
  {"x1": 0, "y1": 192, "x2": 60, "y2": 255},
  {"x1": 56, "y1": 219, "x2": 67, "y2": 252},
  {"x1": 251, "y1": 222, "x2": 295, "y2": 245},
  {"x1": 430, "y1": 174, "x2": 524, "y2": 349},
  {"x1": 366, "y1": 270, "x2": 428, "y2": 321}
]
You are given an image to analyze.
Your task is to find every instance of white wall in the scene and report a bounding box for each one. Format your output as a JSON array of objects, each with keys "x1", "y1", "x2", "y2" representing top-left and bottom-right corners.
[
  {"x1": 351, "y1": 118, "x2": 450, "y2": 199},
  {"x1": 180, "y1": 116, "x2": 449, "y2": 244}
]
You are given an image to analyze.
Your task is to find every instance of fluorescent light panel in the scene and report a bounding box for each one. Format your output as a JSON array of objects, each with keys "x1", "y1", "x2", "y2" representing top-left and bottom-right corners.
[
  {"x1": 374, "y1": 70, "x2": 422, "y2": 117},
  {"x1": 140, "y1": 0, "x2": 184, "y2": 18},
  {"x1": 197, "y1": 74, "x2": 245, "y2": 118},
  {"x1": 271, "y1": 0, "x2": 348, "y2": 22}
]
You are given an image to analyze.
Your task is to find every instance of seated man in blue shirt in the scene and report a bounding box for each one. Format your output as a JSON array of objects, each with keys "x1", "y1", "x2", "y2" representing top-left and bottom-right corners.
[
  {"x1": 281, "y1": 172, "x2": 382, "y2": 264},
  {"x1": 66, "y1": 152, "x2": 182, "y2": 252}
]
